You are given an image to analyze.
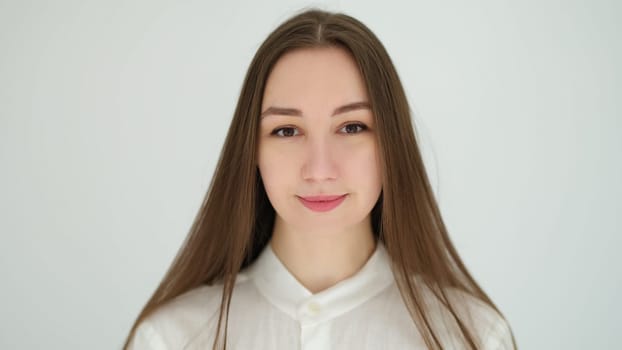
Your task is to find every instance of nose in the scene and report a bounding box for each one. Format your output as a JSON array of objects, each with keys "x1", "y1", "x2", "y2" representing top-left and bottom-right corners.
[{"x1": 301, "y1": 136, "x2": 338, "y2": 182}]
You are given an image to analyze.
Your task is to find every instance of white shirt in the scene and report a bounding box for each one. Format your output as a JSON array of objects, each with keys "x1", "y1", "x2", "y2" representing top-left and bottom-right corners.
[{"x1": 128, "y1": 241, "x2": 514, "y2": 349}]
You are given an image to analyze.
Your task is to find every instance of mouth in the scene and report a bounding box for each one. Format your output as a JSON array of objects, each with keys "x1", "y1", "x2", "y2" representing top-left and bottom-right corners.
[{"x1": 296, "y1": 194, "x2": 348, "y2": 212}]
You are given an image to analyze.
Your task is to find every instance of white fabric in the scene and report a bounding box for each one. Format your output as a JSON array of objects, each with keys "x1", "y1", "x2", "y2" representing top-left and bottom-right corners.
[{"x1": 128, "y1": 241, "x2": 514, "y2": 349}]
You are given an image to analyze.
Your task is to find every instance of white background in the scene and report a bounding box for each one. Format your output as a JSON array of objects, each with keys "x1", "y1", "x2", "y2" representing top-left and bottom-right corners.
[{"x1": 1, "y1": 0, "x2": 620, "y2": 349}]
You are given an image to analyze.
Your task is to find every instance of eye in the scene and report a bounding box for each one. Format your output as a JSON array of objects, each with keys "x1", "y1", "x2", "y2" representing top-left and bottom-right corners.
[
  {"x1": 271, "y1": 126, "x2": 300, "y2": 137},
  {"x1": 339, "y1": 123, "x2": 368, "y2": 134}
]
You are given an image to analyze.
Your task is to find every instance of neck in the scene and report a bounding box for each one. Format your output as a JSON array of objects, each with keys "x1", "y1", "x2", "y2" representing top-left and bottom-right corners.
[{"x1": 269, "y1": 215, "x2": 377, "y2": 294}]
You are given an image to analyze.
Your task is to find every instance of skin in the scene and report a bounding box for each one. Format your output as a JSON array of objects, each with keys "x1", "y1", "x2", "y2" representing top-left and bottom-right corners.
[{"x1": 257, "y1": 46, "x2": 383, "y2": 294}]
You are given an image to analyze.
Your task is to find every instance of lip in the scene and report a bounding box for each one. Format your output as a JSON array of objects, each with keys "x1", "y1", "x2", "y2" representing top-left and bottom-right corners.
[{"x1": 297, "y1": 194, "x2": 348, "y2": 212}]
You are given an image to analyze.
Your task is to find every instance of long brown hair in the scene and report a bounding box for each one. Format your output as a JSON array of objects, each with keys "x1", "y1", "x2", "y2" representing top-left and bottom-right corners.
[{"x1": 123, "y1": 8, "x2": 516, "y2": 350}]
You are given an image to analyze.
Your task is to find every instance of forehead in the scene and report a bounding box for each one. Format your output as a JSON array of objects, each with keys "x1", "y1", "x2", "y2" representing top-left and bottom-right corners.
[{"x1": 261, "y1": 47, "x2": 369, "y2": 110}]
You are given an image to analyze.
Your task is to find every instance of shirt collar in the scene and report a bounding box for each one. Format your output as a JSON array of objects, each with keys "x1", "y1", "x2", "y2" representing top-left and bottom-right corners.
[{"x1": 244, "y1": 240, "x2": 395, "y2": 326}]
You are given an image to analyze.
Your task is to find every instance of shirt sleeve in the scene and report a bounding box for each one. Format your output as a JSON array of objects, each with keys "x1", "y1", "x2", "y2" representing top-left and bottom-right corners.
[{"x1": 126, "y1": 319, "x2": 169, "y2": 350}]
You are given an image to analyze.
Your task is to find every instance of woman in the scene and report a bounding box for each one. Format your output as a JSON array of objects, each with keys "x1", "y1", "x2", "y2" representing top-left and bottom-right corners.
[{"x1": 124, "y1": 8, "x2": 517, "y2": 350}]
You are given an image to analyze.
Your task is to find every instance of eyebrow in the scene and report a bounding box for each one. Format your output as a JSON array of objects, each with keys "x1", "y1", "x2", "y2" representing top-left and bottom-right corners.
[{"x1": 260, "y1": 101, "x2": 371, "y2": 119}]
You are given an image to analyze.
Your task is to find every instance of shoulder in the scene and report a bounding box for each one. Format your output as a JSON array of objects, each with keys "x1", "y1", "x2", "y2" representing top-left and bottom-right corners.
[
  {"x1": 128, "y1": 274, "x2": 252, "y2": 350},
  {"x1": 449, "y1": 288, "x2": 513, "y2": 349},
  {"x1": 417, "y1": 283, "x2": 515, "y2": 349}
]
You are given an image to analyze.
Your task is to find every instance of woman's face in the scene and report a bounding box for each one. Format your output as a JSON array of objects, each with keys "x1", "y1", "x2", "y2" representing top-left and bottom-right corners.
[{"x1": 258, "y1": 46, "x2": 382, "y2": 234}]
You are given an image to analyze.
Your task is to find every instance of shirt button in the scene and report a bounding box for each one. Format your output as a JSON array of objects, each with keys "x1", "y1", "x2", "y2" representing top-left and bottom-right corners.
[{"x1": 307, "y1": 301, "x2": 321, "y2": 315}]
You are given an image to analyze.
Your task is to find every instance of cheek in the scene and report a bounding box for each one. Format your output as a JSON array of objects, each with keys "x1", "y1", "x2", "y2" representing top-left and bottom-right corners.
[
  {"x1": 258, "y1": 145, "x2": 294, "y2": 194},
  {"x1": 339, "y1": 141, "x2": 382, "y2": 184}
]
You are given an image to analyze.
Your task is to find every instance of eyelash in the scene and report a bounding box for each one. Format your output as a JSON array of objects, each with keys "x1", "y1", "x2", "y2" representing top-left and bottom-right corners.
[{"x1": 270, "y1": 123, "x2": 369, "y2": 138}]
